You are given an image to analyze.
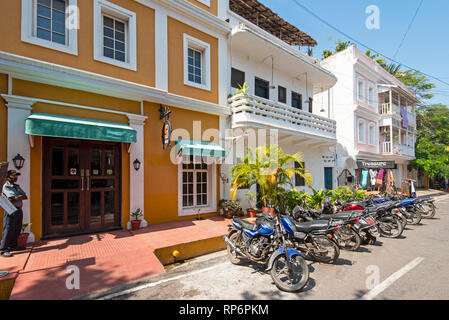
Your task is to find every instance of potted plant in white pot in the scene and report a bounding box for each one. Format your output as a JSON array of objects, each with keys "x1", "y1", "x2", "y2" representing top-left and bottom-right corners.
[{"x1": 130, "y1": 208, "x2": 143, "y2": 230}]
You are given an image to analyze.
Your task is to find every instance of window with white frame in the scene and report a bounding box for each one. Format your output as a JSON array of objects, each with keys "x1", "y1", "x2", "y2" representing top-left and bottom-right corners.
[
  {"x1": 368, "y1": 122, "x2": 376, "y2": 145},
  {"x1": 21, "y1": 0, "x2": 78, "y2": 55},
  {"x1": 103, "y1": 15, "x2": 126, "y2": 62},
  {"x1": 358, "y1": 78, "x2": 365, "y2": 102},
  {"x1": 188, "y1": 48, "x2": 203, "y2": 85},
  {"x1": 178, "y1": 155, "x2": 216, "y2": 216},
  {"x1": 183, "y1": 34, "x2": 211, "y2": 91},
  {"x1": 93, "y1": 0, "x2": 136, "y2": 70},
  {"x1": 368, "y1": 85, "x2": 375, "y2": 106},
  {"x1": 358, "y1": 119, "x2": 366, "y2": 143}
]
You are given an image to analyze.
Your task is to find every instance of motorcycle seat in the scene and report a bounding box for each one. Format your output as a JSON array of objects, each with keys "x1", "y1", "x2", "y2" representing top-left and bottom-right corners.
[
  {"x1": 293, "y1": 220, "x2": 329, "y2": 233},
  {"x1": 232, "y1": 217, "x2": 258, "y2": 231},
  {"x1": 317, "y1": 210, "x2": 363, "y2": 221},
  {"x1": 366, "y1": 201, "x2": 396, "y2": 213}
]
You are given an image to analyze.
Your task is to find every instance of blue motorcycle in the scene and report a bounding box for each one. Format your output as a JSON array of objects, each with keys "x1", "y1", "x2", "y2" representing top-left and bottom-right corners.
[
  {"x1": 398, "y1": 198, "x2": 422, "y2": 225},
  {"x1": 223, "y1": 209, "x2": 309, "y2": 292}
]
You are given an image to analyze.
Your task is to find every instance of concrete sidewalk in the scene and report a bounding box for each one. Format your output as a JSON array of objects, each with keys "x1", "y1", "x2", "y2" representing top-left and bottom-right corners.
[{"x1": 1, "y1": 216, "x2": 230, "y2": 300}]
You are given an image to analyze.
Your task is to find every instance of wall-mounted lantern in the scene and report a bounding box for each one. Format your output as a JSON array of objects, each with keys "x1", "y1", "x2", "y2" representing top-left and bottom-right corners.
[
  {"x1": 133, "y1": 159, "x2": 141, "y2": 171},
  {"x1": 12, "y1": 154, "x2": 25, "y2": 170}
]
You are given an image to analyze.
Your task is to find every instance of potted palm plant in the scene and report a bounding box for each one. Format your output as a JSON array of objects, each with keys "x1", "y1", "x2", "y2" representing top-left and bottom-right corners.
[
  {"x1": 230, "y1": 145, "x2": 312, "y2": 217},
  {"x1": 130, "y1": 208, "x2": 143, "y2": 230},
  {"x1": 17, "y1": 222, "x2": 32, "y2": 247}
]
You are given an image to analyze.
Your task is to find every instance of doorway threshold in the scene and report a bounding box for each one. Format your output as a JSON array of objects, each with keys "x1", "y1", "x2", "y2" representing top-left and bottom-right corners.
[{"x1": 41, "y1": 226, "x2": 123, "y2": 241}]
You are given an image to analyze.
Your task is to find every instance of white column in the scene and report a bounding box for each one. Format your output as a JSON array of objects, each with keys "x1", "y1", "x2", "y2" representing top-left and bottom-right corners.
[
  {"x1": 390, "y1": 124, "x2": 393, "y2": 154},
  {"x1": 218, "y1": 35, "x2": 229, "y2": 107},
  {"x1": 217, "y1": 0, "x2": 229, "y2": 20},
  {"x1": 154, "y1": 8, "x2": 168, "y2": 91},
  {"x1": 219, "y1": 115, "x2": 230, "y2": 200},
  {"x1": 2, "y1": 95, "x2": 36, "y2": 243},
  {"x1": 389, "y1": 90, "x2": 393, "y2": 114},
  {"x1": 126, "y1": 113, "x2": 148, "y2": 229}
]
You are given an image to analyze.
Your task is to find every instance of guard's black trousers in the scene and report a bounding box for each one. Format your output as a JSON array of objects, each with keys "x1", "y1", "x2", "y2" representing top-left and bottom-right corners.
[{"x1": 0, "y1": 209, "x2": 23, "y2": 251}]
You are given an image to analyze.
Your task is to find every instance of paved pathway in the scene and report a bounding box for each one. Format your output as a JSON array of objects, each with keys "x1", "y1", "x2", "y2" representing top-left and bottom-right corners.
[{"x1": 2, "y1": 216, "x2": 230, "y2": 300}]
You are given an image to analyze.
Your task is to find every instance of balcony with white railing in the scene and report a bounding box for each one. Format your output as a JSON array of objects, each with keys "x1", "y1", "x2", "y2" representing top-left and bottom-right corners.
[
  {"x1": 228, "y1": 93, "x2": 337, "y2": 141},
  {"x1": 379, "y1": 103, "x2": 416, "y2": 127},
  {"x1": 380, "y1": 141, "x2": 415, "y2": 158}
]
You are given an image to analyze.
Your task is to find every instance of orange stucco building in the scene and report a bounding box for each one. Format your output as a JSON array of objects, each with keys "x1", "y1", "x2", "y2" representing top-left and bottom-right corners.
[{"x1": 0, "y1": 0, "x2": 231, "y2": 241}]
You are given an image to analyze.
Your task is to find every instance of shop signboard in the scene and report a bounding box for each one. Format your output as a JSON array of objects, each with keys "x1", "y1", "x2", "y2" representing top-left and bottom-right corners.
[{"x1": 356, "y1": 160, "x2": 395, "y2": 169}]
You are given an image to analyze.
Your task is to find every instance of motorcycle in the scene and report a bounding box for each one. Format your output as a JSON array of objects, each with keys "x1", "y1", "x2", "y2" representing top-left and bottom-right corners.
[
  {"x1": 364, "y1": 201, "x2": 404, "y2": 238},
  {"x1": 414, "y1": 196, "x2": 437, "y2": 219},
  {"x1": 291, "y1": 204, "x2": 363, "y2": 252},
  {"x1": 277, "y1": 212, "x2": 341, "y2": 264},
  {"x1": 398, "y1": 198, "x2": 422, "y2": 225},
  {"x1": 351, "y1": 212, "x2": 379, "y2": 245},
  {"x1": 223, "y1": 206, "x2": 309, "y2": 292}
]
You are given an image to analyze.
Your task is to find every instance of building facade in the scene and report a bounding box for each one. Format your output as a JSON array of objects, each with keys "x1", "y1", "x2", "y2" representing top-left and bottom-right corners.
[
  {"x1": 314, "y1": 45, "x2": 418, "y2": 189},
  {"x1": 0, "y1": 0, "x2": 231, "y2": 241},
  {"x1": 223, "y1": 0, "x2": 338, "y2": 209},
  {"x1": 0, "y1": 0, "x2": 342, "y2": 242}
]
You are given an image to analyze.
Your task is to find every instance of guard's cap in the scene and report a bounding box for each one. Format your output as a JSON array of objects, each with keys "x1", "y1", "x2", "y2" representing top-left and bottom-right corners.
[{"x1": 7, "y1": 170, "x2": 21, "y2": 177}]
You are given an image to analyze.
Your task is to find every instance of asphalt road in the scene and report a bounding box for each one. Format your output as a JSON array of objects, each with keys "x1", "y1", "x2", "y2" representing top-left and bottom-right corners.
[{"x1": 91, "y1": 194, "x2": 449, "y2": 300}]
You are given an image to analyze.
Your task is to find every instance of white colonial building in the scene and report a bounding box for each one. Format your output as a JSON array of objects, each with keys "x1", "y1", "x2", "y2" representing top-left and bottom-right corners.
[
  {"x1": 222, "y1": 0, "x2": 339, "y2": 208},
  {"x1": 314, "y1": 45, "x2": 418, "y2": 189}
]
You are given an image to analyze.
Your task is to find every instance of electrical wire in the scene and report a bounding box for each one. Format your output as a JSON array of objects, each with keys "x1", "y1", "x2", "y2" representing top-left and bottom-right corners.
[
  {"x1": 393, "y1": 0, "x2": 424, "y2": 59},
  {"x1": 288, "y1": 0, "x2": 449, "y2": 89}
]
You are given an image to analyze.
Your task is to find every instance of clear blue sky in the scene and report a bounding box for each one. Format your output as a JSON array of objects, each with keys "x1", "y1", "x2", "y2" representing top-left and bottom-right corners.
[{"x1": 258, "y1": 0, "x2": 449, "y2": 106}]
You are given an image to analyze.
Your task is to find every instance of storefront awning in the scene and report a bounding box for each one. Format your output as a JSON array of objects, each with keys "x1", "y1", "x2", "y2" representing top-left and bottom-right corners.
[
  {"x1": 25, "y1": 113, "x2": 137, "y2": 143},
  {"x1": 175, "y1": 140, "x2": 226, "y2": 158}
]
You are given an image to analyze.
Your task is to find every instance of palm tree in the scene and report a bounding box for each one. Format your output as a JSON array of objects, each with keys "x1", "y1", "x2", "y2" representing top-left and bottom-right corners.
[
  {"x1": 384, "y1": 63, "x2": 403, "y2": 77},
  {"x1": 230, "y1": 145, "x2": 312, "y2": 208},
  {"x1": 365, "y1": 49, "x2": 387, "y2": 68}
]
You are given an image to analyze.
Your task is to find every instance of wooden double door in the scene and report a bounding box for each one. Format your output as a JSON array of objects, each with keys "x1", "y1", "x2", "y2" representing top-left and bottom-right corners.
[{"x1": 43, "y1": 138, "x2": 122, "y2": 237}]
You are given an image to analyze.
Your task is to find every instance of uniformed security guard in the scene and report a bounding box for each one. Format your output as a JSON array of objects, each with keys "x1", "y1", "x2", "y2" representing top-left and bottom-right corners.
[{"x1": 1, "y1": 170, "x2": 28, "y2": 257}]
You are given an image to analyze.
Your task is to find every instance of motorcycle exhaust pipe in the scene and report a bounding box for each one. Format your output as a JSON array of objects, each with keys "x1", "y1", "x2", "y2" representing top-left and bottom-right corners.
[{"x1": 222, "y1": 236, "x2": 244, "y2": 256}]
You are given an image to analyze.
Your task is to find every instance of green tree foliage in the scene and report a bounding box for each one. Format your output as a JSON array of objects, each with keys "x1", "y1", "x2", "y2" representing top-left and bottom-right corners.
[
  {"x1": 321, "y1": 39, "x2": 352, "y2": 59},
  {"x1": 411, "y1": 104, "x2": 449, "y2": 178},
  {"x1": 396, "y1": 70, "x2": 436, "y2": 101},
  {"x1": 365, "y1": 49, "x2": 387, "y2": 68}
]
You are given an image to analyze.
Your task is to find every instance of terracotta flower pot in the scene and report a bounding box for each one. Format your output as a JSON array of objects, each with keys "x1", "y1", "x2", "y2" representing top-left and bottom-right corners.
[
  {"x1": 246, "y1": 208, "x2": 257, "y2": 218},
  {"x1": 262, "y1": 207, "x2": 275, "y2": 217},
  {"x1": 17, "y1": 233, "x2": 29, "y2": 247},
  {"x1": 224, "y1": 211, "x2": 234, "y2": 219},
  {"x1": 131, "y1": 220, "x2": 141, "y2": 231}
]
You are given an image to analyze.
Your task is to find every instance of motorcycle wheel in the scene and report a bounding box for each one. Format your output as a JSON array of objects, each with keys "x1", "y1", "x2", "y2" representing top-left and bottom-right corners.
[
  {"x1": 407, "y1": 209, "x2": 422, "y2": 225},
  {"x1": 398, "y1": 213, "x2": 407, "y2": 229},
  {"x1": 420, "y1": 203, "x2": 436, "y2": 219},
  {"x1": 379, "y1": 216, "x2": 404, "y2": 238},
  {"x1": 270, "y1": 254, "x2": 309, "y2": 292},
  {"x1": 226, "y1": 232, "x2": 242, "y2": 265},
  {"x1": 336, "y1": 227, "x2": 361, "y2": 251},
  {"x1": 306, "y1": 235, "x2": 340, "y2": 264}
]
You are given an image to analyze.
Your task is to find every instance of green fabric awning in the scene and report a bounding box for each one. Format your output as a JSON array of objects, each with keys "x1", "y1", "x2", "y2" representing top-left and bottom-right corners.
[
  {"x1": 25, "y1": 113, "x2": 136, "y2": 143},
  {"x1": 175, "y1": 140, "x2": 226, "y2": 158}
]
